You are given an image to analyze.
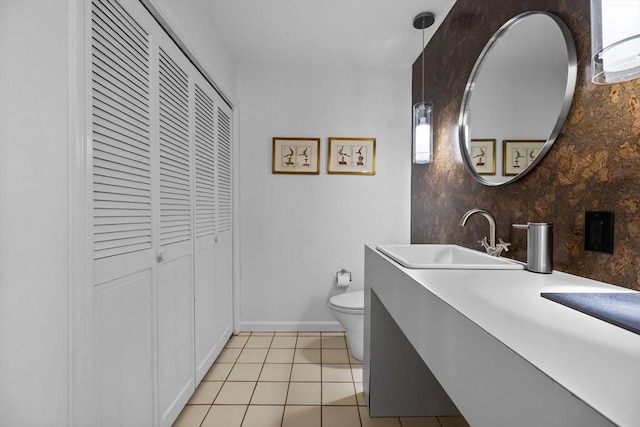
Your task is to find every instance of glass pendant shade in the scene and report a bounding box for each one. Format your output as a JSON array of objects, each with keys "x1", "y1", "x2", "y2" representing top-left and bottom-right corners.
[
  {"x1": 591, "y1": 0, "x2": 640, "y2": 84},
  {"x1": 412, "y1": 102, "x2": 433, "y2": 164}
]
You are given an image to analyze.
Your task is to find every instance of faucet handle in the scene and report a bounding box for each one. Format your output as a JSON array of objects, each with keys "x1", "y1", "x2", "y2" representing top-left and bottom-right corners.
[
  {"x1": 477, "y1": 237, "x2": 490, "y2": 250},
  {"x1": 495, "y1": 238, "x2": 511, "y2": 252},
  {"x1": 486, "y1": 238, "x2": 511, "y2": 257}
]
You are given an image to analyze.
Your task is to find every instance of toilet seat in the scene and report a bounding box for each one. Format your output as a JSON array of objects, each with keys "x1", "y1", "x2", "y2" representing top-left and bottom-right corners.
[{"x1": 329, "y1": 290, "x2": 364, "y2": 315}]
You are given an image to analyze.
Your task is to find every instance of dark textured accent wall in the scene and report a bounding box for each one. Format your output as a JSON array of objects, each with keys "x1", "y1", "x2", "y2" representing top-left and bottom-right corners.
[{"x1": 411, "y1": 0, "x2": 640, "y2": 290}]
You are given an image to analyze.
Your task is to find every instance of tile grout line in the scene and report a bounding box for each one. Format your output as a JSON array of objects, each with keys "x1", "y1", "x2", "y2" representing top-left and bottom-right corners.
[
  {"x1": 238, "y1": 332, "x2": 260, "y2": 427},
  {"x1": 320, "y1": 333, "x2": 324, "y2": 427},
  {"x1": 279, "y1": 332, "x2": 296, "y2": 427}
]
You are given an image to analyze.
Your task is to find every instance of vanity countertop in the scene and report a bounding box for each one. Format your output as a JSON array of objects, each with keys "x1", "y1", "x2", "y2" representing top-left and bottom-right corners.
[{"x1": 368, "y1": 245, "x2": 640, "y2": 427}]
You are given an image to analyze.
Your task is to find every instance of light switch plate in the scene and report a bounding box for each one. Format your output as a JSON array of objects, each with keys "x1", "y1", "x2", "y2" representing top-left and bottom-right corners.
[{"x1": 584, "y1": 211, "x2": 614, "y2": 254}]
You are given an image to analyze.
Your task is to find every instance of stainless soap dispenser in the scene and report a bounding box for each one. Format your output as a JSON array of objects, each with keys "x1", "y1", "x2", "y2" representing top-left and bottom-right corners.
[{"x1": 512, "y1": 223, "x2": 553, "y2": 273}]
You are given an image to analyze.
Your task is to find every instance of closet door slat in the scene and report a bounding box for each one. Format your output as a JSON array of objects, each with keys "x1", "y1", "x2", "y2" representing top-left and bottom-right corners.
[
  {"x1": 94, "y1": 0, "x2": 149, "y2": 67},
  {"x1": 194, "y1": 84, "x2": 216, "y2": 238},
  {"x1": 158, "y1": 48, "x2": 191, "y2": 247},
  {"x1": 93, "y1": 119, "x2": 151, "y2": 155},
  {"x1": 217, "y1": 108, "x2": 232, "y2": 233},
  {"x1": 92, "y1": 0, "x2": 152, "y2": 261}
]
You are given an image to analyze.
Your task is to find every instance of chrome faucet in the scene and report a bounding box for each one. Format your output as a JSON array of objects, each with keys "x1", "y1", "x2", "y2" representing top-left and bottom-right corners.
[{"x1": 459, "y1": 208, "x2": 510, "y2": 256}]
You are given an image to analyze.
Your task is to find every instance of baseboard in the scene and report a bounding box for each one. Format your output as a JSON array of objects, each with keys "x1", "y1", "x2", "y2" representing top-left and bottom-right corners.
[{"x1": 238, "y1": 320, "x2": 344, "y2": 333}]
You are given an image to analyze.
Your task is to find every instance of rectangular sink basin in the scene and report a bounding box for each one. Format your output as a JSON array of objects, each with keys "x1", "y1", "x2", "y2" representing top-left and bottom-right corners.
[{"x1": 376, "y1": 244, "x2": 524, "y2": 269}]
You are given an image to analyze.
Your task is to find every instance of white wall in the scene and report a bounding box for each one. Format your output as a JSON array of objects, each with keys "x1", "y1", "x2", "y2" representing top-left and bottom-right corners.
[
  {"x1": 0, "y1": 1, "x2": 71, "y2": 424},
  {"x1": 238, "y1": 64, "x2": 411, "y2": 331}
]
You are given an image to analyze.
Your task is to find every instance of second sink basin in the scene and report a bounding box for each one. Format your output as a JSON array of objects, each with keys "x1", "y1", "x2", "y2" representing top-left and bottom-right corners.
[{"x1": 376, "y1": 244, "x2": 524, "y2": 269}]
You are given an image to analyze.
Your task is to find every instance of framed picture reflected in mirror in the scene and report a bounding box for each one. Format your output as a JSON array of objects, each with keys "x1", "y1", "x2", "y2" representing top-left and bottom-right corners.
[
  {"x1": 502, "y1": 140, "x2": 545, "y2": 176},
  {"x1": 469, "y1": 139, "x2": 496, "y2": 175}
]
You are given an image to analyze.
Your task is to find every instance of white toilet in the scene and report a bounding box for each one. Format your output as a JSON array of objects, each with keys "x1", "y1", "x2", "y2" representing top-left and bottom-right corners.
[{"x1": 328, "y1": 290, "x2": 364, "y2": 361}]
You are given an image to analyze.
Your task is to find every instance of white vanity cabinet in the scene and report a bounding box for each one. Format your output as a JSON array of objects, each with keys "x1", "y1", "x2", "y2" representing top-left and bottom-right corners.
[{"x1": 364, "y1": 245, "x2": 640, "y2": 427}]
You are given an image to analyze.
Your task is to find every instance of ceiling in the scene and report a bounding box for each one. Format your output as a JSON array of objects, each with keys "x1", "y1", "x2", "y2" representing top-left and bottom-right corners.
[{"x1": 201, "y1": 0, "x2": 457, "y2": 65}]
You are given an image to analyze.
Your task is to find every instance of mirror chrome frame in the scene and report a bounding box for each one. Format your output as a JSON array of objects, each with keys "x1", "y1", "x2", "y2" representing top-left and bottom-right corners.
[{"x1": 458, "y1": 11, "x2": 577, "y2": 186}]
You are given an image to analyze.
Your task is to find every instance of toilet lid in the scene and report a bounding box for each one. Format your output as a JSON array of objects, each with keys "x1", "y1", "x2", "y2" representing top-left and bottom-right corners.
[{"x1": 329, "y1": 290, "x2": 364, "y2": 311}]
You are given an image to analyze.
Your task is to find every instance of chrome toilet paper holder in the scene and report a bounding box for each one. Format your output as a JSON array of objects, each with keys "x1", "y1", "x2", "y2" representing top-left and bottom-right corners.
[{"x1": 336, "y1": 268, "x2": 352, "y2": 282}]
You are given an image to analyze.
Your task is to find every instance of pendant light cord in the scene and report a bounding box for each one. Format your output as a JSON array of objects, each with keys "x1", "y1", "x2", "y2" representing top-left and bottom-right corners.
[{"x1": 421, "y1": 24, "x2": 425, "y2": 102}]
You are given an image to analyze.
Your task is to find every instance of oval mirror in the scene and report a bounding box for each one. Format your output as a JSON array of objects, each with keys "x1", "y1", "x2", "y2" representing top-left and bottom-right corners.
[{"x1": 459, "y1": 11, "x2": 577, "y2": 186}]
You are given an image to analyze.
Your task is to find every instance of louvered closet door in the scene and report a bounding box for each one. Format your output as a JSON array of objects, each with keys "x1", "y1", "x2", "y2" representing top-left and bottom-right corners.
[
  {"x1": 193, "y1": 74, "x2": 219, "y2": 382},
  {"x1": 155, "y1": 35, "x2": 196, "y2": 426},
  {"x1": 191, "y1": 72, "x2": 234, "y2": 382},
  {"x1": 214, "y1": 101, "x2": 234, "y2": 347},
  {"x1": 90, "y1": 0, "x2": 234, "y2": 425},
  {"x1": 91, "y1": 0, "x2": 156, "y2": 425}
]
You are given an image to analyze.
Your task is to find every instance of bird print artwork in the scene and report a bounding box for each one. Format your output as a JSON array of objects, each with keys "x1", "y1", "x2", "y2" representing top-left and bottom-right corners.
[
  {"x1": 338, "y1": 146, "x2": 351, "y2": 166},
  {"x1": 327, "y1": 138, "x2": 375, "y2": 174},
  {"x1": 283, "y1": 147, "x2": 295, "y2": 166},
  {"x1": 355, "y1": 146, "x2": 365, "y2": 167},
  {"x1": 273, "y1": 138, "x2": 320, "y2": 174},
  {"x1": 473, "y1": 146, "x2": 486, "y2": 167},
  {"x1": 299, "y1": 147, "x2": 310, "y2": 166},
  {"x1": 512, "y1": 149, "x2": 524, "y2": 169}
]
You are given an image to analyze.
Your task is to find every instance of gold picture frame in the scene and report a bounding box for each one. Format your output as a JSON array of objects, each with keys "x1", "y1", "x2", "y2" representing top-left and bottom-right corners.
[
  {"x1": 327, "y1": 137, "x2": 376, "y2": 175},
  {"x1": 469, "y1": 139, "x2": 496, "y2": 175},
  {"x1": 502, "y1": 140, "x2": 545, "y2": 176},
  {"x1": 272, "y1": 137, "x2": 321, "y2": 174}
]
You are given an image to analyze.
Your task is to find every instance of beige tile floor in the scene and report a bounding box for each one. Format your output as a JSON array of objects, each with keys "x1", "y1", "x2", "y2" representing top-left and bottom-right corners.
[{"x1": 173, "y1": 332, "x2": 470, "y2": 427}]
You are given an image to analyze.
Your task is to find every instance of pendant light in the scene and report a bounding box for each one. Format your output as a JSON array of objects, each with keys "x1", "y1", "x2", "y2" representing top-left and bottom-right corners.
[
  {"x1": 591, "y1": 0, "x2": 640, "y2": 84},
  {"x1": 412, "y1": 12, "x2": 435, "y2": 164}
]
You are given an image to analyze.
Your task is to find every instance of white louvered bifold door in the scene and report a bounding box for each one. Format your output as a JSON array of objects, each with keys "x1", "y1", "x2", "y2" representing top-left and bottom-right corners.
[
  {"x1": 193, "y1": 74, "x2": 219, "y2": 382},
  {"x1": 90, "y1": 1, "x2": 233, "y2": 425},
  {"x1": 214, "y1": 100, "x2": 234, "y2": 350},
  {"x1": 91, "y1": 0, "x2": 156, "y2": 425},
  {"x1": 155, "y1": 36, "x2": 196, "y2": 426}
]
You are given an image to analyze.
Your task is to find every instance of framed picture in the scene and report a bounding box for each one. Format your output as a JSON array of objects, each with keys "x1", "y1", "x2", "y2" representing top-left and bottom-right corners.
[
  {"x1": 469, "y1": 139, "x2": 496, "y2": 175},
  {"x1": 502, "y1": 140, "x2": 546, "y2": 176},
  {"x1": 327, "y1": 137, "x2": 376, "y2": 175},
  {"x1": 272, "y1": 137, "x2": 320, "y2": 174}
]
